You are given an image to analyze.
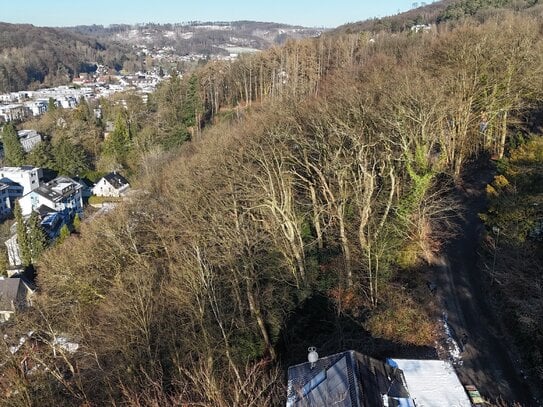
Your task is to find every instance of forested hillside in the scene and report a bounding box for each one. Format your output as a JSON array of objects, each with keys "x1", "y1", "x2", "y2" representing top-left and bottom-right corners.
[
  {"x1": 68, "y1": 21, "x2": 324, "y2": 56},
  {"x1": 0, "y1": 23, "x2": 130, "y2": 92},
  {"x1": 1, "y1": 4, "x2": 543, "y2": 406},
  {"x1": 335, "y1": 0, "x2": 541, "y2": 33}
]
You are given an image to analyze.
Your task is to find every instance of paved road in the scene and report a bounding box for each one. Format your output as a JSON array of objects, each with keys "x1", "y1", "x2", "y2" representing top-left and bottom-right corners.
[{"x1": 433, "y1": 163, "x2": 541, "y2": 406}]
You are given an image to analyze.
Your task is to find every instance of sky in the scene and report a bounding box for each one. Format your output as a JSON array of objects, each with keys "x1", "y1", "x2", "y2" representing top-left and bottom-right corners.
[{"x1": 1, "y1": 0, "x2": 419, "y2": 28}]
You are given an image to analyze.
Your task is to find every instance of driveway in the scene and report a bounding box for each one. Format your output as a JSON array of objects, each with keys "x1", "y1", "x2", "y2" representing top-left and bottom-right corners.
[{"x1": 433, "y1": 162, "x2": 541, "y2": 406}]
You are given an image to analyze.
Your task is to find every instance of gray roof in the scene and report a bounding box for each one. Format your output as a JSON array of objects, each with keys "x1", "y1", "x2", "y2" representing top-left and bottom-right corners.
[
  {"x1": 0, "y1": 278, "x2": 28, "y2": 312},
  {"x1": 287, "y1": 350, "x2": 411, "y2": 407},
  {"x1": 34, "y1": 176, "x2": 80, "y2": 202},
  {"x1": 103, "y1": 172, "x2": 129, "y2": 190},
  {"x1": 36, "y1": 204, "x2": 57, "y2": 217}
]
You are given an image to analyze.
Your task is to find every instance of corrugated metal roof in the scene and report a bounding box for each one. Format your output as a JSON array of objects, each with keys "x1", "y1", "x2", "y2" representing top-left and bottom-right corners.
[{"x1": 287, "y1": 351, "x2": 411, "y2": 407}]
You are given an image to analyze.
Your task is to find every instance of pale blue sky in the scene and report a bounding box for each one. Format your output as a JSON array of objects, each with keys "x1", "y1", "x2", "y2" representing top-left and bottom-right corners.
[{"x1": 1, "y1": 0, "x2": 422, "y2": 28}]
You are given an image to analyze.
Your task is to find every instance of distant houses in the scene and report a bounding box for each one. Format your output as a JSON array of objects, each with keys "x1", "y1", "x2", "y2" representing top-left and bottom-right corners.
[
  {"x1": 0, "y1": 104, "x2": 29, "y2": 123},
  {"x1": 411, "y1": 24, "x2": 432, "y2": 33},
  {"x1": 0, "y1": 72, "x2": 165, "y2": 124},
  {"x1": 17, "y1": 130, "x2": 43, "y2": 153}
]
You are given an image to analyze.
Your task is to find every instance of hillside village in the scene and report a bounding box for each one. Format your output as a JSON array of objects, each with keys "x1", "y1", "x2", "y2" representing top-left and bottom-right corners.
[
  {"x1": 0, "y1": 0, "x2": 542, "y2": 405},
  {"x1": 0, "y1": 164, "x2": 130, "y2": 320},
  {"x1": 0, "y1": 67, "x2": 164, "y2": 124}
]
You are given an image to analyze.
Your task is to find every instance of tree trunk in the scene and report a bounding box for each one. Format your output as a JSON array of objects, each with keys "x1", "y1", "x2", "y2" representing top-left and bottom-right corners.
[
  {"x1": 338, "y1": 212, "x2": 352, "y2": 287},
  {"x1": 309, "y1": 184, "x2": 324, "y2": 250},
  {"x1": 498, "y1": 110, "x2": 508, "y2": 159},
  {"x1": 246, "y1": 280, "x2": 277, "y2": 361}
]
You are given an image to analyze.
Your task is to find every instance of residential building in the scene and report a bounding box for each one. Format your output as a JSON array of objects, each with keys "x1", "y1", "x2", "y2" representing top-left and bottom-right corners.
[
  {"x1": 25, "y1": 100, "x2": 48, "y2": 117},
  {"x1": 17, "y1": 130, "x2": 43, "y2": 153},
  {"x1": 0, "y1": 166, "x2": 42, "y2": 196},
  {"x1": 92, "y1": 172, "x2": 130, "y2": 197},
  {"x1": 0, "y1": 183, "x2": 11, "y2": 219},
  {"x1": 0, "y1": 277, "x2": 34, "y2": 323},
  {"x1": 287, "y1": 350, "x2": 471, "y2": 407},
  {"x1": 411, "y1": 24, "x2": 432, "y2": 33},
  {"x1": 72, "y1": 177, "x2": 93, "y2": 199},
  {"x1": 19, "y1": 176, "x2": 83, "y2": 220},
  {"x1": 0, "y1": 104, "x2": 31, "y2": 122},
  {"x1": 5, "y1": 234, "x2": 22, "y2": 270}
]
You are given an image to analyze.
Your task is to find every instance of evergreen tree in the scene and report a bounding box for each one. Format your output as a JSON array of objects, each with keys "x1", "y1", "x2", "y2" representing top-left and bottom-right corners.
[
  {"x1": 181, "y1": 74, "x2": 203, "y2": 128},
  {"x1": 27, "y1": 140, "x2": 55, "y2": 168},
  {"x1": 57, "y1": 224, "x2": 70, "y2": 244},
  {"x1": 74, "y1": 97, "x2": 93, "y2": 122},
  {"x1": 2, "y1": 123, "x2": 25, "y2": 166},
  {"x1": 0, "y1": 248, "x2": 8, "y2": 277},
  {"x1": 14, "y1": 202, "x2": 31, "y2": 267},
  {"x1": 102, "y1": 112, "x2": 130, "y2": 166},
  {"x1": 53, "y1": 136, "x2": 89, "y2": 175},
  {"x1": 47, "y1": 97, "x2": 57, "y2": 112},
  {"x1": 28, "y1": 211, "x2": 47, "y2": 262},
  {"x1": 73, "y1": 213, "x2": 81, "y2": 233}
]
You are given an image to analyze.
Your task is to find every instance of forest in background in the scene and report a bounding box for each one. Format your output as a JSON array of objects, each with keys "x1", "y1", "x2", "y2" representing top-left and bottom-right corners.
[
  {"x1": 0, "y1": 23, "x2": 131, "y2": 92},
  {"x1": 68, "y1": 21, "x2": 324, "y2": 57},
  {"x1": 1, "y1": 1, "x2": 543, "y2": 405}
]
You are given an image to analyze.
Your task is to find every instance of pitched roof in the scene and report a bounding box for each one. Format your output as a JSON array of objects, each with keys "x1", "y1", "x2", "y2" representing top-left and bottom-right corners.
[
  {"x1": 103, "y1": 172, "x2": 129, "y2": 190},
  {"x1": 287, "y1": 350, "x2": 411, "y2": 407},
  {"x1": 0, "y1": 278, "x2": 28, "y2": 312}
]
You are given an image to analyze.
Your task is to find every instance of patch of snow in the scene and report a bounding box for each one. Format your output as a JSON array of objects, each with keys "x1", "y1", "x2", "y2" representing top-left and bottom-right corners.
[
  {"x1": 222, "y1": 46, "x2": 260, "y2": 54},
  {"x1": 53, "y1": 336, "x2": 79, "y2": 353},
  {"x1": 442, "y1": 312, "x2": 463, "y2": 366},
  {"x1": 391, "y1": 359, "x2": 471, "y2": 407},
  {"x1": 9, "y1": 336, "x2": 27, "y2": 354},
  {"x1": 195, "y1": 25, "x2": 232, "y2": 31}
]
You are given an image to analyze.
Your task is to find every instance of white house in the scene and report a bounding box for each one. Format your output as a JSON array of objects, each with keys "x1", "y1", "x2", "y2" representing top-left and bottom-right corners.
[
  {"x1": 0, "y1": 166, "x2": 42, "y2": 196},
  {"x1": 411, "y1": 24, "x2": 432, "y2": 33},
  {"x1": 92, "y1": 172, "x2": 130, "y2": 197},
  {"x1": 17, "y1": 130, "x2": 43, "y2": 153},
  {"x1": 24, "y1": 100, "x2": 48, "y2": 117},
  {"x1": 19, "y1": 176, "x2": 83, "y2": 218},
  {"x1": 0, "y1": 104, "x2": 31, "y2": 122}
]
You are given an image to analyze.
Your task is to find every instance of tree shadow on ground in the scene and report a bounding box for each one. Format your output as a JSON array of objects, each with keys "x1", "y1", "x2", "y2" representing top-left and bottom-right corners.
[{"x1": 277, "y1": 293, "x2": 437, "y2": 368}]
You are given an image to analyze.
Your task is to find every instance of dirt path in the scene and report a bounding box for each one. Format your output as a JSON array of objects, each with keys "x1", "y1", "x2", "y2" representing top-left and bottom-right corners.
[{"x1": 433, "y1": 161, "x2": 541, "y2": 406}]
